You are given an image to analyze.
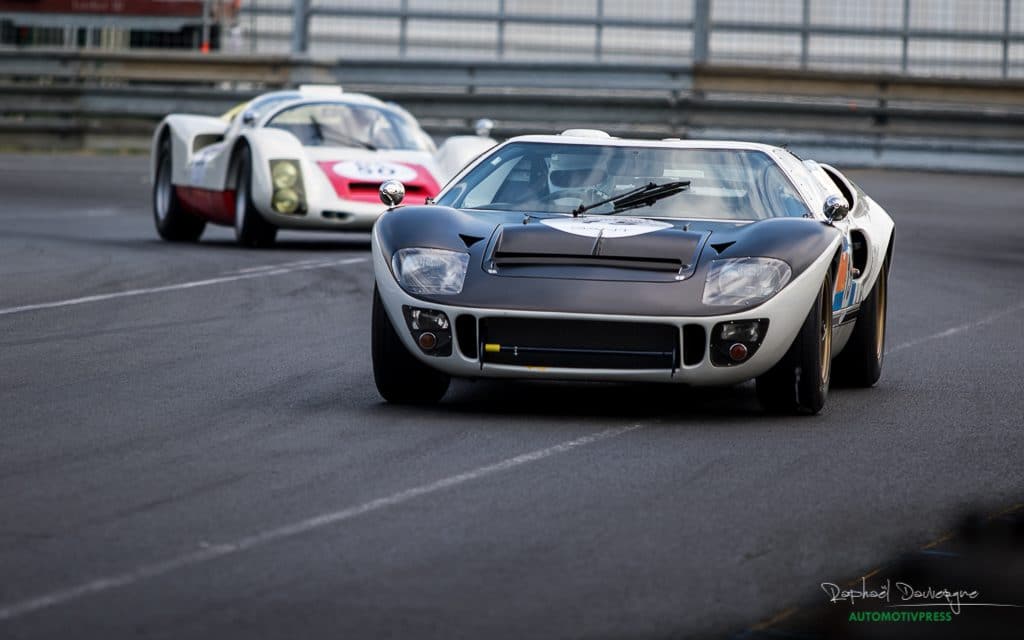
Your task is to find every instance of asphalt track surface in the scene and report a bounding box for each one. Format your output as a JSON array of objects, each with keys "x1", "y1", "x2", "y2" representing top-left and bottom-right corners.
[{"x1": 1, "y1": 153, "x2": 1022, "y2": 639}]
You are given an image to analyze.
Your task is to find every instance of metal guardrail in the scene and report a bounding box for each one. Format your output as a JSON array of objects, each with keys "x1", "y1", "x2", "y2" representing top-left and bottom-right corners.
[
  {"x1": 5, "y1": 1, "x2": 1024, "y2": 80},
  {"x1": 1, "y1": 49, "x2": 1023, "y2": 173},
  {"x1": 280, "y1": 0, "x2": 1024, "y2": 78}
]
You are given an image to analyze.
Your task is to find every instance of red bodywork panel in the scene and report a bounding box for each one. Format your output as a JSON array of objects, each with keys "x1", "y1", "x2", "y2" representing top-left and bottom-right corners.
[
  {"x1": 316, "y1": 162, "x2": 440, "y2": 206},
  {"x1": 0, "y1": 0, "x2": 206, "y2": 16},
  {"x1": 175, "y1": 186, "x2": 236, "y2": 225}
]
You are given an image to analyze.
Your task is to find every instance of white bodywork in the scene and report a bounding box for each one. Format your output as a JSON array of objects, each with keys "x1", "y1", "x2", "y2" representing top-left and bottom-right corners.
[
  {"x1": 150, "y1": 87, "x2": 495, "y2": 231},
  {"x1": 374, "y1": 133, "x2": 895, "y2": 386}
]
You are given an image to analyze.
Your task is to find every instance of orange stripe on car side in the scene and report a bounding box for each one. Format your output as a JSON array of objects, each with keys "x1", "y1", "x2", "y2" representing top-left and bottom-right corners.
[{"x1": 834, "y1": 251, "x2": 849, "y2": 294}]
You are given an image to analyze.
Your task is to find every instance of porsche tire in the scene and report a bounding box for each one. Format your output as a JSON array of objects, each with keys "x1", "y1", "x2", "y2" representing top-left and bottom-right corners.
[
  {"x1": 833, "y1": 259, "x2": 889, "y2": 387},
  {"x1": 233, "y1": 146, "x2": 277, "y2": 248},
  {"x1": 371, "y1": 286, "x2": 450, "y2": 404},
  {"x1": 153, "y1": 139, "x2": 205, "y2": 242},
  {"x1": 756, "y1": 272, "x2": 834, "y2": 415}
]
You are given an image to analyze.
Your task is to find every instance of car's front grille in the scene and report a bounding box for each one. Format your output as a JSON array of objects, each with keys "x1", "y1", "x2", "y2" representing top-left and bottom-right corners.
[{"x1": 478, "y1": 318, "x2": 679, "y2": 370}]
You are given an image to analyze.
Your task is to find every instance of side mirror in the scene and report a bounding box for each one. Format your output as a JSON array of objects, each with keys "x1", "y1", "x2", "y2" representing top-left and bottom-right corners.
[
  {"x1": 241, "y1": 110, "x2": 257, "y2": 126},
  {"x1": 379, "y1": 180, "x2": 405, "y2": 207},
  {"x1": 474, "y1": 118, "x2": 494, "y2": 138},
  {"x1": 823, "y1": 195, "x2": 849, "y2": 223}
]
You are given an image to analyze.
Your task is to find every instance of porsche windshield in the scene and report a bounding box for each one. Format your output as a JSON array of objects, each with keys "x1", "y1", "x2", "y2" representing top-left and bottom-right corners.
[
  {"x1": 436, "y1": 142, "x2": 809, "y2": 220},
  {"x1": 266, "y1": 102, "x2": 430, "y2": 151}
]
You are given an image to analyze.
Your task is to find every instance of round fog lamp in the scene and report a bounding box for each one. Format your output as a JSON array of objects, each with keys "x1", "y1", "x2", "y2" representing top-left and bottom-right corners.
[
  {"x1": 272, "y1": 162, "x2": 298, "y2": 189},
  {"x1": 418, "y1": 332, "x2": 438, "y2": 350},
  {"x1": 272, "y1": 188, "x2": 300, "y2": 213},
  {"x1": 729, "y1": 343, "x2": 749, "y2": 362}
]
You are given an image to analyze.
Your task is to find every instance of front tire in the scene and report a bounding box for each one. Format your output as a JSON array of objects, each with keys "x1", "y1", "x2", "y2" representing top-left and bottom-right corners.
[
  {"x1": 153, "y1": 139, "x2": 205, "y2": 242},
  {"x1": 233, "y1": 146, "x2": 277, "y2": 248},
  {"x1": 833, "y1": 259, "x2": 889, "y2": 387},
  {"x1": 756, "y1": 272, "x2": 834, "y2": 415},
  {"x1": 371, "y1": 286, "x2": 450, "y2": 404}
]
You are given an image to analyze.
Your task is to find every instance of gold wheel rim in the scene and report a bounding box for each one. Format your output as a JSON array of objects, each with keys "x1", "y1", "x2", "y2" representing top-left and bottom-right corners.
[
  {"x1": 820, "y1": 284, "x2": 832, "y2": 386},
  {"x1": 875, "y1": 270, "x2": 887, "y2": 360}
]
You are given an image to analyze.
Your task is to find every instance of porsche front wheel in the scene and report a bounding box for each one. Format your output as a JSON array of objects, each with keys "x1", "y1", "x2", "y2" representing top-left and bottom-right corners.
[
  {"x1": 233, "y1": 146, "x2": 277, "y2": 248},
  {"x1": 833, "y1": 259, "x2": 889, "y2": 387},
  {"x1": 371, "y1": 286, "x2": 450, "y2": 404},
  {"x1": 756, "y1": 272, "x2": 834, "y2": 415},
  {"x1": 153, "y1": 140, "x2": 205, "y2": 242}
]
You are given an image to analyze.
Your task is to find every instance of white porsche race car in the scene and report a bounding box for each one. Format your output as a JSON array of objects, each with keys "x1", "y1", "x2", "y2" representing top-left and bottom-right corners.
[{"x1": 150, "y1": 85, "x2": 495, "y2": 246}]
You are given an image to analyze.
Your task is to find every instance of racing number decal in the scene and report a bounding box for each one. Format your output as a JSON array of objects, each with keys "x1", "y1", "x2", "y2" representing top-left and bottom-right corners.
[{"x1": 332, "y1": 160, "x2": 418, "y2": 183}]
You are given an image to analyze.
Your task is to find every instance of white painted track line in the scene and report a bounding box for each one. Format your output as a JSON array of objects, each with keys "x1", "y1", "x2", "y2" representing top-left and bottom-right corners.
[
  {"x1": 886, "y1": 301, "x2": 1024, "y2": 355},
  {"x1": 0, "y1": 424, "x2": 644, "y2": 622},
  {"x1": 0, "y1": 257, "x2": 367, "y2": 317}
]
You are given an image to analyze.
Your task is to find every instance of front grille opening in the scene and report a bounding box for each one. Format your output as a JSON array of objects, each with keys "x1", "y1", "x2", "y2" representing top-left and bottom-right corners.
[
  {"x1": 322, "y1": 211, "x2": 352, "y2": 220},
  {"x1": 683, "y1": 324, "x2": 707, "y2": 366},
  {"x1": 479, "y1": 318, "x2": 679, "y2": 370},
  {"x1": 455, "y1": 315, "x2": 478, "y2": 359},
  {"x1": 350, "y1": 183, "x2": 428, "y2": 197}
]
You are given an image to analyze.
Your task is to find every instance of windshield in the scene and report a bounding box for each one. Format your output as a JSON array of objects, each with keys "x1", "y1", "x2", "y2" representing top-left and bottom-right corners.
[
  {"x1": 436, "y1": 142, "x2": 809, "y2": 220},
  {"x1": 265, "y1": 102, "x2": 430, "y2": 151}
]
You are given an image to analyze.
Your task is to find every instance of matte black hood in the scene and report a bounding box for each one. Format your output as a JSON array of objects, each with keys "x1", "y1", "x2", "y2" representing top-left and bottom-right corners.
[
  {"x1": 487, "y1": 219, "x2": 710, "y2": 282},
  {"x1": 375, "y1": 206, "x2": 840, "y2": 317}
]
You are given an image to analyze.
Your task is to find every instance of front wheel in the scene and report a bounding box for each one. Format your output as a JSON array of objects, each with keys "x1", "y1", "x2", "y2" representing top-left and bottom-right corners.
[
  {"x1": 756, "y1": 272, "x2": 834, "y2": 415},
  {"x1": 233, "y1": 146, "x2": 277, "y2": 248},
  {"x1": 153, "y1": 139, "x2": 205, "y2": 242},
  {"x1": 371, "y1": 286, "x2": 450, "y2": 404}
]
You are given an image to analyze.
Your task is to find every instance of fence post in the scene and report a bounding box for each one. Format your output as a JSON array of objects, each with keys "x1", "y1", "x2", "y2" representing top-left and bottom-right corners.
[
  {"x1": 900, "y1": 0, "x2": 910, "y2": 73},
  {"x1": 291, "y1": 0, "x2": 310, "y2": 55},
  {"x1": 399, "y1": 0, "x2": 409, "y2": 57},
  {"x1": 693, "y1": 0, "x2": 710, "y2": 65},
  {"x1": 497, "y1": 0, "x2": 506, "y2": 58},
  {"x1": 800, "y1": 0, "x2": 810, "y2": 68},
  {"x1": 595, "y1": 0, "x2": 604, "y2": 61},
  {"x1": 1003, "y1": 0, "x2": 1011, "y2": 78}
]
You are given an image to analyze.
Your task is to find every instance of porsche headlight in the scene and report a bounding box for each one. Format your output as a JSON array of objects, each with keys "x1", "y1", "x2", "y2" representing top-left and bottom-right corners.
[
  {"x1": 702, "y1": 257, "x2": 792, "y2": 306},
  {"x1": 269, "y1": 160, "x2": 305, "y2": 214},
  {"x1": 392, "y1": 248, "x2": 470, "y2": 295},
  {"x1": 271, "y1": 161, "x2": 298, "y2": 189},
  {"x1": 271, "y1": 188, "x2": 300, "y2": 214}
]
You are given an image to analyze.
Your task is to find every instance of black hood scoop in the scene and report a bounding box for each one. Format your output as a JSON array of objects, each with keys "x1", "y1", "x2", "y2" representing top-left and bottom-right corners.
[{"x1": 486, "y1": 217, "x2": 710, "y2": 282}]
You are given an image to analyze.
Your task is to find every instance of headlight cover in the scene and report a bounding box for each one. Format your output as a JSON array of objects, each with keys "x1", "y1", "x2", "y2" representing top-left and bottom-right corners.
[
  {"x1": 702, "y1": 257, "x2": 792, "y2": 306},
  {"x1": 392, "y1": 248, "x2": 471, "y2": 295}
]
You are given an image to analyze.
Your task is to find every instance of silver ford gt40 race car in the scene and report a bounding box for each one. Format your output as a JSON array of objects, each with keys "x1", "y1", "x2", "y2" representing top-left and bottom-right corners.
[
  {"x1": 150, "y1": 85, "x2": 494, "y2": 247},
  {"x1": 371, "y1": 131, "x2": 894, "y2": 414}
]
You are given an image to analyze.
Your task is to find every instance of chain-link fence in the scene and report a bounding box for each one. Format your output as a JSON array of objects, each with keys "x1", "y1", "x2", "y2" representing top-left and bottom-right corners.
[{"x1": 3, "y1": 0, "x2": 1023, "y2": 78}]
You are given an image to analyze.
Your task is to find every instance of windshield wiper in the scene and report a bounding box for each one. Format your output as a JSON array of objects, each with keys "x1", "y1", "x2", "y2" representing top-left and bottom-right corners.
[
  {"x1": 309, "y1": 114, "x2": 325, "y2": 144},
  {"x1": 571, "y1": 180, "x2": 690, "y2": 217},
  {"x1": 309, "y1": 115, "x2": 377, "y2": 150}
]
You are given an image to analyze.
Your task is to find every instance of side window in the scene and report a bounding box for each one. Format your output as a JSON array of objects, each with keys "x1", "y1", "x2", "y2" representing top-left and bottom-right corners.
[
  {"x1": 821, "y1": 165, "x2": 857, "y2": 211},
  {"x1": 802, "y1": 159, "x2": 846, "y2": 206}
]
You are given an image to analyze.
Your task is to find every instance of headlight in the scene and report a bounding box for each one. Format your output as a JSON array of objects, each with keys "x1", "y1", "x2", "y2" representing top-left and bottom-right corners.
[
  {"x1": 392, "y1": 248, "x2": 471, "y2": 295},
  {"x1": 702, "y1": 257, "x2": 792, "y2": 306},
  {"x1": 271, "y1": 161, "x2": 298, "y2": 189},
  {"x1": 269, "y1": 160, "x2": 305, "y2": 214},
  {"x1": 271, "y1": 188, "x2": 300, "y2": 214}
]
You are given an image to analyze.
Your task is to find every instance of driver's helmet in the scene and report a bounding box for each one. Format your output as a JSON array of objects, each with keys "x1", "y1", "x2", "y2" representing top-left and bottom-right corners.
[{"x1": 546, "y1": 152, "x2": 608, "y2": 196}]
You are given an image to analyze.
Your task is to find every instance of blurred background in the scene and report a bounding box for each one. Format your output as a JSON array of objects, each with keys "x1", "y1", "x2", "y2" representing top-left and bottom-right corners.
[{"x1": 1, "y1": 1, "x2": 1022, "y2": 169}]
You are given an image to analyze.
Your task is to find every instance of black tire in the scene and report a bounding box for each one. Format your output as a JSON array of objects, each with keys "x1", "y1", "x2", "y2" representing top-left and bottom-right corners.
[
  {"x1": 756, "y1": 272, "x2": 834, "y2": 415},
  {"x1": 233, "y1": 145, "x2": 277, "y2": 248},
  {"x1": 371, "y1": 286, "x2": 450, "y2": 404},
  {"x1": 153, "y1": 139, "x2": 205, "y2": 242},
  {"x1": 833, "y1": 259, "x2": 889, "y2": 387}
]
